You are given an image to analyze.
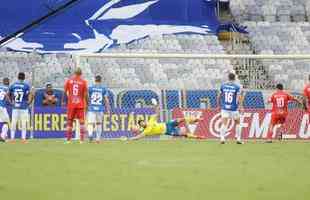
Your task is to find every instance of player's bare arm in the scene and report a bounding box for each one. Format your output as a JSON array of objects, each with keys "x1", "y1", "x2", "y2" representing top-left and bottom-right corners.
[
  {"x1": 62, "y1": 83, "x2": 68, "y2": 107},
  {"x1": 128, "y1": 132, "x2": 145, "y2": 141},
  {"x1": 289, "y1": 93, "x2": 303, "y2": 106},
  {"x1": 295, "y1": 98, "x2": 304, "y2": 107},
  {"x1": 303, "y1": 96, "x2": 307, "y2": 110},
  {"x1": 28, "y1": 87, "x2": 35, "y2": 105},
  {"x1": 238, "y1": 92, "x2": 244, "y2": 111},
  {"x1": 217, "y1": 91, "x2": 222, "y2": 108},
  {"x1": 303, "y1": 95, "x2": 308, "y2": 110},
  {"x1": 84, "y1": 86, "x2": 88, "y2": 111},
  {"x1": 61, "y1": 93, "x2": 66, "y2": 107},
  {"x1": 5, "y1": 93, "x2": 12, "y2": 105}
]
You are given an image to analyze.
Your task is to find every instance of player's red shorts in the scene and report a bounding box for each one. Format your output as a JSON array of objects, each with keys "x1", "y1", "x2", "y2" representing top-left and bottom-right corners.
[
  {"x1": 271, "y1": 112, "x2": 287, "y2": 125},
  {"x1": 67, "y1": 107, "x2": 85, "y2": 122}
]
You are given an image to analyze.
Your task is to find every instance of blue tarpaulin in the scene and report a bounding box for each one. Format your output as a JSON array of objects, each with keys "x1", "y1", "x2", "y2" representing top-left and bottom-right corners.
[{"x1": 0, "y1": 0, "x2": 221, "y2": 53}]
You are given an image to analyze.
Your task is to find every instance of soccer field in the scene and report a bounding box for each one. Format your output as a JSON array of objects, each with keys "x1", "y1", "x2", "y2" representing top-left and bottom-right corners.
[{"x1": 0, "y1": 140, "x2": 310, "y2": 200}]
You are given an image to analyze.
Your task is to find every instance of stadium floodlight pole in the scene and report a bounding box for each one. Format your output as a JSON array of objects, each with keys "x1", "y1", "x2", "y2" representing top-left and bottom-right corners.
[{"x1": 76, "y1": 53, "x2": 310, "y2": 60}]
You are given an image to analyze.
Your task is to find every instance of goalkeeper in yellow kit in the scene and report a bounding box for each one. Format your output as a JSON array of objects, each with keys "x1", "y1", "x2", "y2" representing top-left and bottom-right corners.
[{"x1": 128, "y1": 99, "x2": 204, "y2": 140}]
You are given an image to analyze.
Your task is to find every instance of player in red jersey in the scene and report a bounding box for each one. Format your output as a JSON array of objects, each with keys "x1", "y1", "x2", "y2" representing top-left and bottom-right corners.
[
  {"x1": 63, "y1": 68, "x2": 88, "y2": 143},
  {"x1": 303, "y1": 75, "x2": 310, "y2": 114},
  {"x1": 266, "y1": 83, "x2": 302, "y2": 143}
]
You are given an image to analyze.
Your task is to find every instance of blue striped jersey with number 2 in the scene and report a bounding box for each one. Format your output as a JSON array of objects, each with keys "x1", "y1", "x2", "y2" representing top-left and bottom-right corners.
[
  {"x1": 88, "y1": 85, "x2": 107, "y2": 112},
  {"x1": 0, "y1": 85, "x2": 9, "y2": 107},
  {"x1": 9, "y1": 81, "x2": 31, "y2": 109}
]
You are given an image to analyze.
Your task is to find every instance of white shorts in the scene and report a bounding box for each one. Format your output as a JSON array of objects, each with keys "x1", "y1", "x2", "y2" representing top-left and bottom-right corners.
[
  {"x1": 221, "y1": 110, "x2": 240, "y2": 120},
  {"x1": 0, "y1": 107, "x2": 10, "y2": 123},
  {"x1": 87, "y1": 112, "x2": 103, "y2": 124},
  {"x1": 12, "y1": 109, "x2": 29, "y2": 123}
]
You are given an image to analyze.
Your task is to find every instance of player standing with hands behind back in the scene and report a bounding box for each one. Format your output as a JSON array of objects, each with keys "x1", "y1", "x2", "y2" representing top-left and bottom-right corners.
[
  {"x1": 87, "y1": 75, "x2": 110, "y2": 143},
  {"x1": 63, "y1": 68, "x2": 88, "y2": 144},
  {"x1": 218, "y1": 73, "x2": 244, "y2": 144},
  {"x1": 9, "y1": 72, "x2": 34, "y2": 143}
]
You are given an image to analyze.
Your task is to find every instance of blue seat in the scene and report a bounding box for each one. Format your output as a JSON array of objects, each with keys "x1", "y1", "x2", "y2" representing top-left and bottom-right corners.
[
  {"x1": 186, "y1": 90, "x2": 218, "y2": 109},
  {"x1": 243, "y1": 91, "x2": 265, "y2": 109}
]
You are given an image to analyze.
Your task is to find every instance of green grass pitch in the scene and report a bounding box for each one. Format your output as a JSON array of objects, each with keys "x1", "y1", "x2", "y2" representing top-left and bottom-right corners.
[{"x1": 0, "y1": 140, "x2": 310, "y2": 200}]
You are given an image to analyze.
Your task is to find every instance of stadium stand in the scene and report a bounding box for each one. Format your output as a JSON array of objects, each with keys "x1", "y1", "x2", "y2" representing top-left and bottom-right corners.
[
  {"x1": 231, "y1": 0, "x2": 310, "y2": 22},
  {"x1": 84, "y1": 34, "x2": 234, "y2": 90},
  {"x1": 244, "y1": 21, "x2": 310, "y2": 91},
  {"x1": 0, "y1": 52, "x2": 74, "y2": 88}
]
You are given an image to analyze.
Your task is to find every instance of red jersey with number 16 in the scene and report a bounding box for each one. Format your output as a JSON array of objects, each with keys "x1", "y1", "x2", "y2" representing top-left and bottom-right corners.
[
  {"x1": 269, "y1": 90, "x2": 296, "y2": 115},
  {"x1": 64, "y1": 75, "x2": 88, "y2": 109}
]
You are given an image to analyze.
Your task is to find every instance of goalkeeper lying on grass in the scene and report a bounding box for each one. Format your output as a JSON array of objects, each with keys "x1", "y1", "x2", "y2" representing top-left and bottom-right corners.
[{"x1": 125, "y1": 99, "x2": 205, "y2": 141}]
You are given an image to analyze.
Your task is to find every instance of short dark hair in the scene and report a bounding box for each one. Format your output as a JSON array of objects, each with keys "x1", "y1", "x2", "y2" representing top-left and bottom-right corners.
[
  {"x1": 137, "y1": 119, "x2": 145, "y2": 126},
  {"x1": 308, "y1": 74, "x2": 310, "y2": 81},
  {"x1": 276, "y1": 83, "x2": 284, "y2": 90},
  {"x1": 95, "y1": 75, "x2": 102, "y2": 82},
  {"x1": 3, "y1": 77, "x2": 9, "y2": 86},
  {"x1": 46, "y1": 82, "x2": 52, "y2": 88},
  {"x1": 18, "y1": 72, "x2": 25, "y2": 80},
  {"x1": 228, "y1": 73, "x2": 236, "y2": 81}
]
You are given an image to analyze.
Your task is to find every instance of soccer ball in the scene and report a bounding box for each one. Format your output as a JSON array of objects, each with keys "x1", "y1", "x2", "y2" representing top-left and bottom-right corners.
[
  {"x1": 119, "y1": 136, "x2": 128, "y2": 141},
  {"x1": 151, "y1": 98, "x2": 158, "y2": 106}
]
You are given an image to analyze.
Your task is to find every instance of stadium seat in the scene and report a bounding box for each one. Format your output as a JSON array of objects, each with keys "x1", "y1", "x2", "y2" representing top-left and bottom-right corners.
[{"x1": 230, "y1": 0, "x2": 308, "y2": 22}]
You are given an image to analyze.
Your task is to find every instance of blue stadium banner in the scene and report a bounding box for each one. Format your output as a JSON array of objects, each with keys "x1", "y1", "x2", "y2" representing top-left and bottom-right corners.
[{"x1": 0, "y1": 0, "x2": 220, "y2": 53}]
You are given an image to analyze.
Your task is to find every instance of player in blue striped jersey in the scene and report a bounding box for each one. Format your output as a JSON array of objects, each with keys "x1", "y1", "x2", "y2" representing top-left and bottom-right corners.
[
  {"x1": 0, "y1": 78, "x2": 11, "y2": 142},
  {"x1": 218, "y1": 73, "x2": 244, "y2": 144},
  {"x1": 87, "y1": 75, "x2": 110, "y2": 143},
  {"x1": 9, "y1": 72, "x2": 34, "y2": 143}
]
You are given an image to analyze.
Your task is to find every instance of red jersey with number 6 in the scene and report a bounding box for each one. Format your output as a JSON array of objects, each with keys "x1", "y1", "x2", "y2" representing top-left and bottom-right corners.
[
  {"x1": 64, "y1": 75, "x2": 88, "y2": 109},
  {"x1": 304, "y1": 84, "x2": 310, "y2": 112},
  {"x1": 269, "y1": 90, "x2": 296, "y2": 115}
]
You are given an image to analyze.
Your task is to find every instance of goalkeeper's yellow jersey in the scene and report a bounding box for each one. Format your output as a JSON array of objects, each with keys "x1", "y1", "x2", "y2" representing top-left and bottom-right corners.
[{"x1": 142, "y1": 116, "x2": 166, "y2": 136}]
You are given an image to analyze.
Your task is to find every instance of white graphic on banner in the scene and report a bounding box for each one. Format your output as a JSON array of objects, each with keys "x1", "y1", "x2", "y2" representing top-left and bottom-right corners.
[
  {"x1": 64, "y1": 30, "x2": 113, "y2": 53},
  {"x1": 4, "y1": 37, "x2": 43, "y2": 50},
  {"x1": 110, "y1": 25, "x2": 210, "y2": 44},
  {"x1": 3, "y1": 0, "x2": 211, "y2": 53},
  {"x1": 248, "y1": 113, "x2": 270, "y2": 138},
  {"x1": 209, "y1": 113, "x2": 234, "y2": 138},
  {"x1": 182, "y1": 110, "x2": 202, "y2": 134},
  {"x1": 299, "y1": 114, "x2": 310, "y2": 138},
  {"x1": 90, "y1": 0, "x2": 159, "y2": 20}
]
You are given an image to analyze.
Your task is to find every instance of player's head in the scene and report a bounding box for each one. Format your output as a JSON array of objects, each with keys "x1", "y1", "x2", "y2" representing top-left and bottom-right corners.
[
  {"x1": 95, "y1": 75, "x2": 102, "y2": 84},
  {"x1": 74, "y1": 67, "x2": 82, "y2": 76},
  {"x1": 308, "y1": 74, "x2": 310, "y2": 82},
  {"x1": 137, "y1": 119, "x2": 147, "y2": 129},
  {"x1": 276, "y1": 83, "x2": 284, "y2": 90},
  {"x1": 46, "y1": 82, "x2": 53, "y2": 93},
  {"x1": 3, "y1": 77, "x2": 9, "y2": 86},
  {"x1": 18, "y1": 72, "x2": 26, "y2": 81},
  {"x1": 228, "y1": 73, "x2": 236, "y2": 81}
]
